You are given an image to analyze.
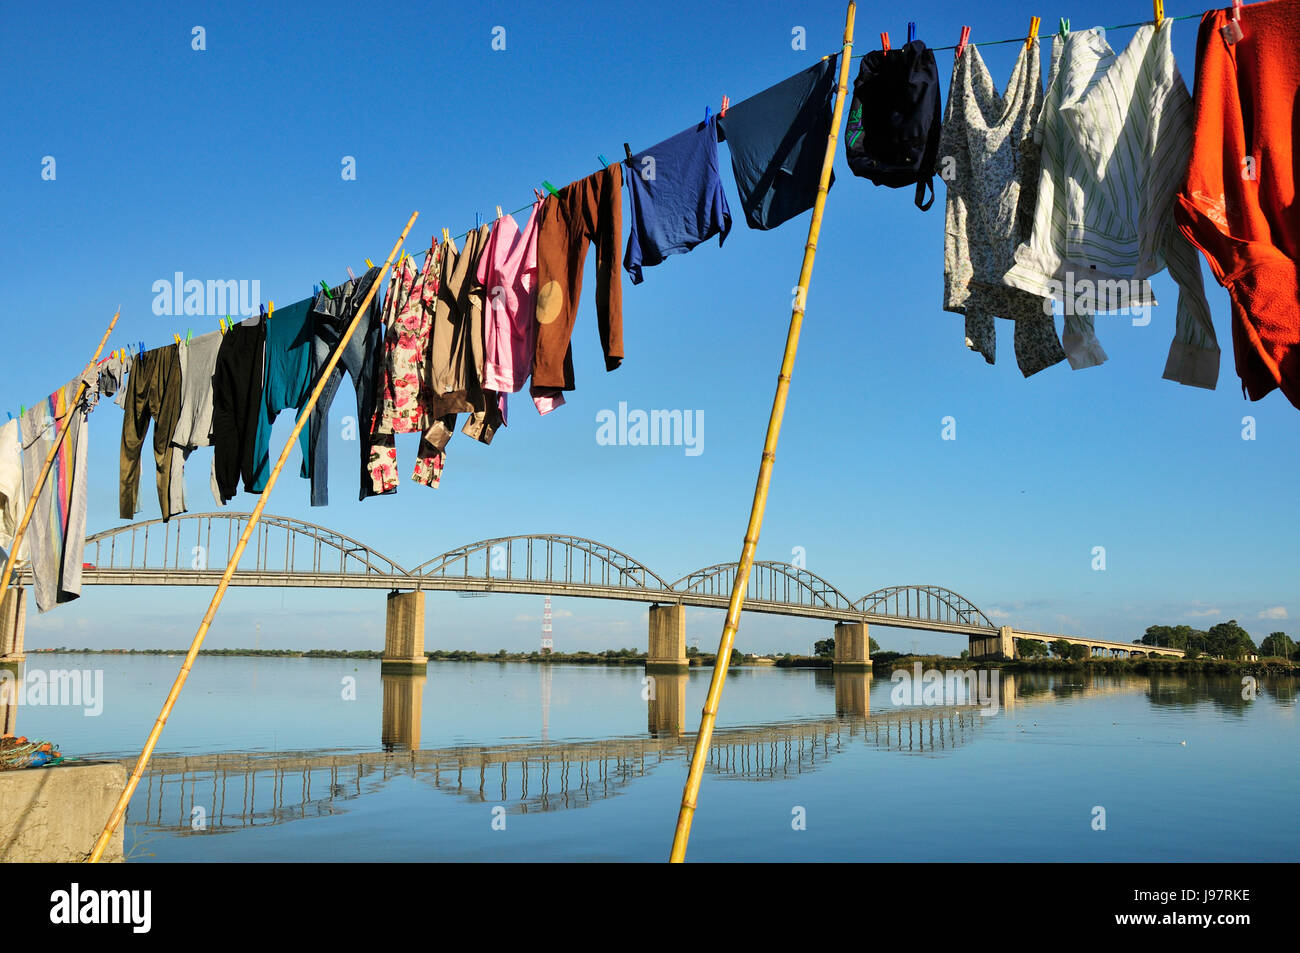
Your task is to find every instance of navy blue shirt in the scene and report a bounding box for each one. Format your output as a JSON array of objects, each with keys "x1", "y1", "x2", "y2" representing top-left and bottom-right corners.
[
  {"x1": 623, "y1": 116, "x2": 732, "y2": 284},
  {"x1": 717, "y1": 56, "x2": 838, "y2": 231}
]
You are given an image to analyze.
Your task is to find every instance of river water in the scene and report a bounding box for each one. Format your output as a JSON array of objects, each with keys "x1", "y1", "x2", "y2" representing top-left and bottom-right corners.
[{"x1": 6, "y1": 655, "x2": 1296, "y2": 862}]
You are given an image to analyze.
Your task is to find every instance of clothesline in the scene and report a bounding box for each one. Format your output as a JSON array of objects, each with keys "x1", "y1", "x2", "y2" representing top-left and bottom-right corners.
[{"x1": 422, "y1": 8, "x2": 1209, "y2": 251}]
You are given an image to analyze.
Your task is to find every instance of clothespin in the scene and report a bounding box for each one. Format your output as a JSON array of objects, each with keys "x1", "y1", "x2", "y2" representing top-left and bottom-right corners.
[
  {"x1": 365, "y1": 258, "x2": 374, "y2": 269},
  {"x1": 542, "y1": 181, "x2": 560, "y2": 197},
  {"x1": 268, "y1": 301, "x2": 274, "y2": 320},
  {"x1": 1026, "y1": 16, "x2": 1040, "y2": 48},
  {"x1": 1153, "y1": 0, "x2": 1164, "y2": 28},
  {"x1": 186, "y1": 329, "x2": 192, "y2": 343},
  {"x1": 623, "y1": 142, "x2": 633, "y2": 161},
  {"x1": 1220, "y1": 0, "x2": 1244, "y2": 42},
  {"x1": 138, "y1": 340, "x2": 144, "y2": 354},
  {"x1": 907, "y1": 21, "x2": 916, "y2": 43},
  {"x1": 1059, "y1": 17, "x2": 1069, "y2": 38},
  {"x1": 320, "y1": 280, "x2": 333, "y2": 299},
  {"x1": 881, "y1": 32, "x2": 890, "y2": 51},
  {"x1": 347, "y1": 266, "x2": 356, "y2": 280},
  {"x1": 172, "y1": 333, "x2": 181, "y2": 345},
  {"x1": 720, "y1": 95, "x2": 729, "y2": 118},
  {"x1": 259, "y1": 304, "x2": 266, "y2": 318},
  {"x1": 955, "y1": 25, "x2": 971, "y2": 59},
  {"x1": 441, "y1": 228, "x2": 451, "y2": 244},
  {"x1": 704, "y1": 105, "x2": 710, "y2": 124},
  {"x1": 598, "y1": 154, "x2": 609, "y2": 168}
]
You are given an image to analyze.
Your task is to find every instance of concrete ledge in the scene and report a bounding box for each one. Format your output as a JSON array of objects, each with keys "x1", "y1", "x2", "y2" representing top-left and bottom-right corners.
[
  {"x1": 644, "y1": 660, "x2": 690, "y2": 674},
  {"x1": 832, "y1": 660, "x2": 874, "y2": 672},
  {"x1": 0, "y1": 761, "x2": 125, "y2": 863},
  {"x1": 380, "y1": 658, "x2": 428, "y2": 675}
]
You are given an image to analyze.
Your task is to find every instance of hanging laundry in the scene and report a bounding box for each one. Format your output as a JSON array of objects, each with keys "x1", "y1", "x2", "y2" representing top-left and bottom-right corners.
[
  {"x1": 623, "y1": 115, "x2": 732, "y2": 283},
  {"x1": 96, "y1": 351, "x2": 132, "y2": 409},
  {"x1": 20, "y1": 371, "x2": 95, "y2": 612},
  {"x1": 533, "y1": 164, "x2": 625, "y2": 403},
  {"x1": 119, "y1": 344, "x2": 182, "y2": 520},
  {"x1": 307, "y1": 266, "x2": 387, "y2": 505},
  {"x1": 167, "y1": 331, "x2": 223, "y2": 515},
  {"x1": 940, "y1": 39, "x2": 1065, "y2": 376},
  {"x1": 1002, "y1": 25, "x2": 1219, "y2": 388},
  {"x1": 845, "y1": 39, "x2": 943, "y2": 210},
  {"x1": 1177, "y1": 0, "x2": 1300, "y2": 409},
  {"x1": 369, "y1": 245, "x2": 439, "y2": 495},
  {"x1": 0, "y1": 419, "x2": 24, "y2": 565},
  {"x1": 717, "y1": 57, "x2": 838, "y2": 231},
  {"x1": 476, "y1": 200, "x2": 563, "y2": 419},
  {"x1": 250, "y1": 296, "x2": 314, "y2": 492},
  {"x1": 211, "y1": 316, "x2": 265, "y2": 503},
  {"x1": 459, "y1": 224, "x2": 504, "y2": 446}
]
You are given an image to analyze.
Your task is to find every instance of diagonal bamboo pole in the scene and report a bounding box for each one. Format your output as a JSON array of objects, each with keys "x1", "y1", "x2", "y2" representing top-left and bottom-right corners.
[
  {"x1": 0, "y1": 308, "x2": 121, "y2": 607},
  {"x1": 87, "y1": 212, "x2": 418, "y2": 862},
  {"x1": 669, "y1": 2, "x2": 856, "y2": 863}
]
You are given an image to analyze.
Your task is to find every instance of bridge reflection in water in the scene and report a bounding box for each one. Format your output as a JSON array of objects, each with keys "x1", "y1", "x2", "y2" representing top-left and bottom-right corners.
[
  {"x1": 122, "y1": 670, "x2": 987, "y2": 836},
  {"x1": 118, "y1": 669, "x2": 1146, "y2": 836}
]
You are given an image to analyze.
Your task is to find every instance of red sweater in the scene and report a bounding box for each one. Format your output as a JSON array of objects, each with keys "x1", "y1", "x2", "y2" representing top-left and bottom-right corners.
[{"x1": 1176, "y1": 0, "x2": 1300, "y2": 409}]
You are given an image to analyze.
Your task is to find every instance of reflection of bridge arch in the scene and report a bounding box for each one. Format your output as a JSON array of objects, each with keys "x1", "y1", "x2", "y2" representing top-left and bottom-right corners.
[
  {"x1": 412, "y1": 535, "x2": 673, "y2": 593},
  {"x1": 854, "y1": 585, "x2": 994, "y2": 629},
  {"x1": 671, "y1": 561, "x2": 857, "y2": 612}
]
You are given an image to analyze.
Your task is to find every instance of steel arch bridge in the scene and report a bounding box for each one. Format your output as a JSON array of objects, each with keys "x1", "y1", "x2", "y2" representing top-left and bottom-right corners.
[{"x1": 41, "y1": 512, "x2": 1004, "y2": 635}]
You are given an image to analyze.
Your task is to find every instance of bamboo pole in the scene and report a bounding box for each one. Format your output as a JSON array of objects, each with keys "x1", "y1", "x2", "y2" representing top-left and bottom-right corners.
[
  {"x1": 669, "y1": 2, "x2": 856, "y2": 863},
  {"x1": 0, "y1": 308, "x2": 120, "y2": 607},
  {"x1": 87, "y1": 212, "x2": 418, "y2": 862}
]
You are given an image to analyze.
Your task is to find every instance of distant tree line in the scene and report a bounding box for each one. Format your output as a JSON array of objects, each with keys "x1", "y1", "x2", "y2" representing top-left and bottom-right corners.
[{"x1": 1135, "y1": 621, "x2": 1293, "y2": 660}]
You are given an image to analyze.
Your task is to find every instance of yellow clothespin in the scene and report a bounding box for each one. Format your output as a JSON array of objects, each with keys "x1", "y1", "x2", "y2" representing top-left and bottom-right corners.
[
  {"x1": 365, "y1": 258, "x2": 374, "y2": 269},
  {"x1": 1153, "y1": 0, "x2": 1164, "y2": 28},
  {"x1": 441, "y1": 228, "x2": 450, "y2": 244},
  {"x1": 268, "y1": 301, "x2": 274, "y2": 320},
  {"x1": 1027, "y1": 16, "x2": 1040, "y2": 47},
  {"x1": 172, "y1": 333, "x2": 181, "y2": 345}
]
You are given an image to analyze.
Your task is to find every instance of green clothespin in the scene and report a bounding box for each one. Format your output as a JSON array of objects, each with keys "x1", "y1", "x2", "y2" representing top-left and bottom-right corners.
[
  {"x1": 1059, "y1": 17, "x2": 1069, "y2": 37},
  {"x1": 320, "y1": 279, "x2": 334, "y2": 299},
  {"x1": 542, "y1": 180, "x2": 560, "y2": 197},
  {"x1": 186, "y1": 329, "x2": 192, "y2": 343}
]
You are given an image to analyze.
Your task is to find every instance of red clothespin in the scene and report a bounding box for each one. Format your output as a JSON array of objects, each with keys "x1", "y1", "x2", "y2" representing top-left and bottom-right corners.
[
  {"x1": 1220, "y1": 0, "x2": 1244, "y2": 42},
  {"x1": 955, "y1": 25, "x2": 971, "y2": 59},
  {"x1": 881, "y1": 32, "x2": 890, "y2": 51},
  {"x1": 720, "y1": 95, "x2": 729, "y2": 119}
]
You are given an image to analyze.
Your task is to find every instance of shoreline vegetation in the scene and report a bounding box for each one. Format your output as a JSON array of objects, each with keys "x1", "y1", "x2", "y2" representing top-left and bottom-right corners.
[{"x1": 24, "y1": 646, "x2": 1298, "y2": 676}]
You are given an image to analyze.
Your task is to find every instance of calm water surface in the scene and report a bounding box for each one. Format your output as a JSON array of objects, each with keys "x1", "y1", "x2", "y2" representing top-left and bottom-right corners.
[{"x1": 9, "y1": 655, "x2": 1297, "y2": 862}]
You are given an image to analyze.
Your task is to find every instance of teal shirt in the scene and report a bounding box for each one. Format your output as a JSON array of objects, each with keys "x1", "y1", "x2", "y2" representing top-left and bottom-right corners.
[{"x1": 250, "y1": 296, "x2": 314, "y2": 492}]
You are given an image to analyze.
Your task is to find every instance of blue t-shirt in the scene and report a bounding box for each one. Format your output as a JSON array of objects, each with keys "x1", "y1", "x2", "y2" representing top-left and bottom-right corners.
[
  {"x1": 623, "y1": 115, "x2": 732, "y2": 284},
  {"x1": 717, "y1": 57, "x2": 838, "y2": 231}
]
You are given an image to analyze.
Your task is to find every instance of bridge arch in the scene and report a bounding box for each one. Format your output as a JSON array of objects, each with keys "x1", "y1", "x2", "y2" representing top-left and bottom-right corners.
[
  {"x1": 853, "y1": 585, "x2": 994, "y2": 629},
  {"x1": 412, "y1": 535, "x2": 674, "y2": 593},
  {"x1": 670, "y1": 561, "x2": 857, "y2": 612},
  {"x1": 82, "y1": 512, "x2": 412, "y2": 579}
]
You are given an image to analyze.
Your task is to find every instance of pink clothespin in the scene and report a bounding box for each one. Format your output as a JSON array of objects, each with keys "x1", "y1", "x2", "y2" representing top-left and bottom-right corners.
[
  {"x1": 1220, "y1": 0, "x2": 1244, "y2": 43},
  {"x1": 955, "y1": 25, "x2": 971, "y2": 59},
  {"x1": 720, "y1": 95, "x2": 729, "y2": 118},
  {"x1": 881, "y1": 32, "x2": 891, "y2": 51}
]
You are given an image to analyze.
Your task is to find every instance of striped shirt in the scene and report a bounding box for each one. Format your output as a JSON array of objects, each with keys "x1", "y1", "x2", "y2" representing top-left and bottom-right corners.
[{"x1": 1003, "y1": 24, "x2": 1220, "y2": 389}]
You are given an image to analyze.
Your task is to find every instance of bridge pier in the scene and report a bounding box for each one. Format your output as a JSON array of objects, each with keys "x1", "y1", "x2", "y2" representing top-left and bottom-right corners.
[
  {"x1": 0, "y1": 586, "x2": 27, "y2": 663},
  {"x1": 833, "y1": 671, "x2": 872, "y2": 716},
  {"x1": 970, "y1": 625, "x2": 1016, "y2": 661},
  {"x1": 381, "y1": 670, "x2": 425, "y2": 749},
  {"x1": 646, "y1": 604, "x2": 688, "y2": 673},
  {"x1": 833, "y1": 622, "x2": 872, "y2": 671},
  {"x1": 381, "y1": 591, "x2": 426, "y2": 674},
  {"x1": 646, "y1": 671, "x2": 688, "y2": 736}
]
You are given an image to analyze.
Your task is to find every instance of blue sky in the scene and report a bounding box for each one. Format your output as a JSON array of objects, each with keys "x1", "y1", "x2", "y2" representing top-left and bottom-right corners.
[{"x1": 2, "y1": 0, "x2": 1296, "y2": 655}]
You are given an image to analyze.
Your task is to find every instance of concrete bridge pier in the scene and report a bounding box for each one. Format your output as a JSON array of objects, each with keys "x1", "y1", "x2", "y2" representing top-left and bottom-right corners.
[
  {"x1": 381, "y1": 670, "x2": 426, "y2": 750},
  {"x1": 970, "y1": 625, "x2": 1016, "y2": 661},
  {"x1": 0, "y1": 585, "x2": 27, "y2": 663},
  {"x1": 833, "y1": 671, "x2": 872, "y2": 716},
  {"x1": 646, "y1": 603, "x2": 688, "y2": 673},
  {"x1": 382, "y1": 590, "x2": 426, "y2": 674},
  {"x1": 833, "y1": 622, "x2": 872, "y2": 671}
]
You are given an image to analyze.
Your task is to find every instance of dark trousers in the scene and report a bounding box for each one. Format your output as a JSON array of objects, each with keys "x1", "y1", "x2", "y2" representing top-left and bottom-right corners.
[
  {"x1": 120, "y1": 345, "x2": 183, "y2": 520},
  {"x1": 308, "y1": 267, "x2": 386, "y2": 506},
  {"x1": 211, "y1": 320, "x2": 265, "y2": 503}
]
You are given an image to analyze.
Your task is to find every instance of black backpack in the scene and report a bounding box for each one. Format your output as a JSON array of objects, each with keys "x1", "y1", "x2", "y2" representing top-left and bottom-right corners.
[{"x1": 845, "y1": 38, "x2": 942, "y2": 210}]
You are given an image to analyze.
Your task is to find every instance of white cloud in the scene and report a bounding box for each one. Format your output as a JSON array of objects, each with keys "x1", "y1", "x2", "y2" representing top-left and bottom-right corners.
[
  {"x1": 1258, "y1": 606, "x2": 1288, "y2": 620},
  {"x1": 1185, "y1": 606, "x2": 1221, "y2": 618}
]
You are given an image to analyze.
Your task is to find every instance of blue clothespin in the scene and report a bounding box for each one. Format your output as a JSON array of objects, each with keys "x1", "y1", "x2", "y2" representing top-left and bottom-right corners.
[
  {"x1": 907, "y1": 21, "x2": 916, "y2": 43},
  {"x1": 475, "y1": 211, "x2": 482, "y2": 229},
  {"x1": 704, "y1": 105, "x2": 711, "y2": 124},
  {"x1": 138, "y1": 340, "x2": 144, "y2": 355},
  {"x1": 598, "y1": 153, "x2": 609, "y2": 168}
]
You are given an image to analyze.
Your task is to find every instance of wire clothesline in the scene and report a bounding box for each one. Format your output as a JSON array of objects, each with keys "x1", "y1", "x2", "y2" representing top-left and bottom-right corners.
[{"x1": 108, "y1": 5, "x2": 1215, "y2": 355}]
